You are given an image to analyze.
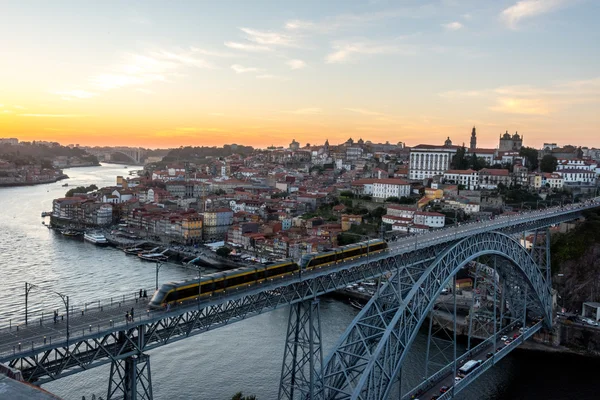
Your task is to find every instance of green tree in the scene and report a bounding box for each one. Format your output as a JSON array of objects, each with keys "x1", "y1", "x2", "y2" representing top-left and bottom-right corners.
[
  {"x1": 385, "y1": 196, "x2": 400, "y2": 203},
  {"x1": 231, "y1": 392, "x2": 257, "y2": 400},
  {"x1": 540, "y1": 154, "x2": 558, "y2": 173},
  {"x1": 216, "y1": 247, "x2": 231, "y2": 257},
  {"x1": 451, "y1": 146, "x2": 469, "y2": 170},
  {"x1": 519, "y1": 146, "x2": 539, "y2": 171}
]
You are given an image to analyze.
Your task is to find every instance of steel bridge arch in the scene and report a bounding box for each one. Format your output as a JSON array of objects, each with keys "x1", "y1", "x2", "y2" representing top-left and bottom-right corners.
[{"x1": 319, "y1": 231, "x2": 552, "y2": 400}]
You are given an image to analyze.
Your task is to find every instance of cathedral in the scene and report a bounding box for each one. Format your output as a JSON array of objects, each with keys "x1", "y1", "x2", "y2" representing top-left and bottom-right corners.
[{"x1": 498, "y1": 131, "x2": 523, "y2": 152}]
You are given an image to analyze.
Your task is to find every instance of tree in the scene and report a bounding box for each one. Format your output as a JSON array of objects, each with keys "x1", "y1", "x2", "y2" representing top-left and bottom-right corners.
[
  {"x1": 385, "y1": 196, "x2": 400, "y2": 203},
  {"x1": 519, "y1": 146, "x2": 539, "y2": 171},
  {"x1": 540, "y1": 155, "x2": 558, "y2": 173},
  {"x1": 216, "y1": 247, "x2": 231, "y2": 257},
  {"x1": 451, "y1": 146, "x2": 469, "y2": 170},
  {"x1": 231, "y1": 392, "x2": 257, "y2": 400}
]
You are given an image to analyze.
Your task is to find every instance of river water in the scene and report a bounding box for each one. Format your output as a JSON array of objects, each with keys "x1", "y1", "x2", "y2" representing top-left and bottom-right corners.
[{"x1": 1, "y1": 164, "x2": 598, "y2": 400}]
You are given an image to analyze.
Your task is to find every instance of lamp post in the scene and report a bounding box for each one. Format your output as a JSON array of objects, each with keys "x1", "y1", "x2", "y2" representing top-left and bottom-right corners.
[
  {"x1": 155, "y1": 261, "x2": 165, "y2": 290},
  {"x1": 25, "y1": 282, "x2": 70, "y2": 343},
  {"x1": 197, "y1": 264, "x2": 203, "y2": 307}
]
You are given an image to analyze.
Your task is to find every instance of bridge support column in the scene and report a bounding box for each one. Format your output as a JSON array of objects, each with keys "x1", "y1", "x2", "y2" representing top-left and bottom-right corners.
[
  {"x1": 278, "y1": 299, "x2": 323, "y2": 400},
  {"x1": 107, "y1": 354, "x2": 153, "y2": 400}
]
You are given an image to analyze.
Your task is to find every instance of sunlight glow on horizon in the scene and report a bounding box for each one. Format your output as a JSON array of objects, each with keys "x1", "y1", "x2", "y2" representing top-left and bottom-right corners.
[{"x1": 1, "y1": 0, "x2": 598, "y2": 149}]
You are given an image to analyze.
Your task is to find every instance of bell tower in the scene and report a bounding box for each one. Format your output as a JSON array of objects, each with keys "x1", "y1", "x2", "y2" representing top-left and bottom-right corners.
[{"x1": 470, "y1": 126, "x2": 477, "y2": 150}]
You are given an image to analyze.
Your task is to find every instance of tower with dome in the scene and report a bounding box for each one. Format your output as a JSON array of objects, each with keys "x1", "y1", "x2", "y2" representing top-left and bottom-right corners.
[{"x1": 498, "y1": 130, "x2": 523, "y2": 151}]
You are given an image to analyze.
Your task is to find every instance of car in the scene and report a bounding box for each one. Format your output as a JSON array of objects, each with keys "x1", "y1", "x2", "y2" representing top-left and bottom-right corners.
[
  {"x1": 486, "y1": 352, "x2": 494, "y2": 359},
  {"x1": 500, "y1": 335, "x2": 508, "y2": 341},
  {"x1": 513, "y1": 334, "x2": 519, "y2": 339},
  {"x1": 455, "y1": 376, "x2": 462, "y2": 382},
  {"x1": 519, "y1": 327, "x2": 525, "y2": 333},
  {"x1": 440, "y1": 386, "x2": 449, "y2": 394},
  {"x1": 505, "y1": 339, "x2": 512, "y2": 345}
]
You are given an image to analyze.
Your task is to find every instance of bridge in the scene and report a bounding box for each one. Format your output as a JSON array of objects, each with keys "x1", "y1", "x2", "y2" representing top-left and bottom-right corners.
[
  {"x1": 1, "y1": 198, "x2": 599, "y2": 399},
  {"x1": 85, "y1": 147, "x2": 147, "y2": 165}
]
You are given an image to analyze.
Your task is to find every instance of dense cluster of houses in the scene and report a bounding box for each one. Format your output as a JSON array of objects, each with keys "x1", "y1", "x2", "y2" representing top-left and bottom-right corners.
[{"x1": 48, "y1": 130, "x2": 600, "y2": 261}]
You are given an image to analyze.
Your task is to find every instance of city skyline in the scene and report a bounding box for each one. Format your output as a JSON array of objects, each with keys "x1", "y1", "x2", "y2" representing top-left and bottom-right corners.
[{"x1": 1, "y1": 0, "x2": 599, "y2": 148}]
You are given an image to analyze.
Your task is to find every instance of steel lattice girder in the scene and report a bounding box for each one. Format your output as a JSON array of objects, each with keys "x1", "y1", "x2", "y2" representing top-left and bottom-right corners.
[
  {"x1": 318, "y1": 231, "x2": 552, "y2": 400},
  {"x1": 2, "y1": 207, "x2": 589, "y2": 384},
  {"x1": 278, "y1": 299, "x2": 323, "y2": 400}
]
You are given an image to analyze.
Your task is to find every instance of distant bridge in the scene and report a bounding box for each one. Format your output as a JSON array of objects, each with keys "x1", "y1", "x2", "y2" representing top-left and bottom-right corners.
[
  {"x1": 85, "y1": 147, "x2": 146, "y2": 165},
  {"x1": 1, "y1": 199, "x2": 599, "y2": 399}
]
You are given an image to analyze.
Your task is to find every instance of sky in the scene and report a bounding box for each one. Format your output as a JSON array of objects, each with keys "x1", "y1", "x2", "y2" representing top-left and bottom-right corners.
[{"x1": 0, "y1": 0, "x2": 599, "y2": 149}]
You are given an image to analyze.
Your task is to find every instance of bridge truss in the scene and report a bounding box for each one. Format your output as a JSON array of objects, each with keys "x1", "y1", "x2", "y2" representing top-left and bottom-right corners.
[{"x1": 1, "y1": 205, "x2": 596, "y2": 399}]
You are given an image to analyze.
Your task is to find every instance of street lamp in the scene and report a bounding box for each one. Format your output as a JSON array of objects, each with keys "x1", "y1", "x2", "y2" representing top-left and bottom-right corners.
[
  {"x1": 25, "y1": 282, "x2": 70, "y2": 343},
  {"x1": 155, "y1": 261, "x2": 165, "y2": 290}
]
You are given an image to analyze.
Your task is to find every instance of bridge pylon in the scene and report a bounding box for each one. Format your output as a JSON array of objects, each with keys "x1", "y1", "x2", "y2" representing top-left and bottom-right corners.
[
  {"x1": 107, "y1": 353, "x2": 153, "y2": 400},
  {"x1": 278, "y1": 299, "x2": 323, "y2": 400}
]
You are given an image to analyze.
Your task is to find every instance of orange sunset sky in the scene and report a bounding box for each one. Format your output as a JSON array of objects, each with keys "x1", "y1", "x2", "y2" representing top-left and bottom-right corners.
[{"x1": 1, "y1": 0, "x2": 599, "y2": 149}]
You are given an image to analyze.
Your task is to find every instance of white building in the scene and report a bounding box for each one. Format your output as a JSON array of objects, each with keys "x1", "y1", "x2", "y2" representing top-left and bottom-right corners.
[
  {"x1": 96, "y1": 204, "x2": 113, "y2": 225},
  {"x1": 413, "y1": 211, "x2": 445, "y2": 228},
  {"x1": 557, "y1": 169, "x2": 596, "y2": 186},
  {"x1": 372, "y1": 179, "x2": 411, "y2": 200},
  {"x1": 442, "y1": 169, "x2": 479, "y2": 190},
  {"x1": 409, "y1": 140, "x2": 458, "y2": 180},
  {"x1": 541, "y1": 173, "x2": 564, "y2": 189},
  {"x1": 556, "y1": 159, "x2": 596, "y2": 172}
]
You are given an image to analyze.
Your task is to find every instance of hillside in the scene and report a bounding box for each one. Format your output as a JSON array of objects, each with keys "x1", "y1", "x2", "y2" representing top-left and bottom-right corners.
[{"x1": 551, "y1": 208, "x2": 600, "y2": 311}]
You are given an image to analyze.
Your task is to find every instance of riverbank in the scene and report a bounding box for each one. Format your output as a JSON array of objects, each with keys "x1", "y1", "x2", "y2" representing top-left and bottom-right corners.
[{"x1": 0, "y1": 174, "x2": 68, "y2": 187}]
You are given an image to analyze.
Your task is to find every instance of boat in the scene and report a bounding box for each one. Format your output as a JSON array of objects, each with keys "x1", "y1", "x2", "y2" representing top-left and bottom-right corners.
[
  {"x1": 123, "y1": 246, "x2": 144, "y2": 255},
  {"x1": 41, "y1": 211, "x2": 52, "y2": 217},
  {"x1": 84, "y1": 232, "x2": 108, "y2": 245},
  {"x1": 62, "y1": 229, "x2": 83, "y2": 237},
  {"x1": 62, "y1": 183, "x2": 69, "y2": 187},
  {"x1": 349, "y1": 299, "x2": 364, "y2": 310},
  {"x1": 138, "y1": 248, "x2": 169, "y2": 262}
]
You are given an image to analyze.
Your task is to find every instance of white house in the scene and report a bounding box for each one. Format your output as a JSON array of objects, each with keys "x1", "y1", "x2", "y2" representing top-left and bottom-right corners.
[
  {"x1": 409, "y1": 142, "x2": 458, "y2": 180},
  {"x1": 443, "y1": 169, "x2": 479, "y2": 190},
  {"x1": 372, "y1": 179, "x2": 411, "y2": 200},
  {"x1": 557, "y1": 169, "x2": 596, "y2": 186}
]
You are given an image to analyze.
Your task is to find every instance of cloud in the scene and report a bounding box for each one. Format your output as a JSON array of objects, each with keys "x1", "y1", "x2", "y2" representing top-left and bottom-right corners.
[
  {"x1": 288, "y1": 108, "x2": 322, "y2": 115},
  {"x1": 286, "y1": 59, "x2": 306, "y2": 70},
  {"x1": 500, "y1": 0, "x2": 569, "y2": 29},
  {"x1": 285, "y1": 6, "x2": 436, "y2": 33},
  {"x1": 239, "y1": 27, "x2": 296, "y2": 47},
  {"x1": 462, "y1": 13, "x2": 473, "y2": 20},
  {"x1": 224, "y1": 41, "x2": 272, "y2": 52},
  {"x1": 442, "y1": 21, "x2": 463, "y2": 31},
  {"x1": 19, "y1": 113, "x2": 90, "y2": 118},
  {"x1": 489, "y1": 97, "x2": 550, "y2": 115},
  {"x1": 231, "y1": 64, "x2": 261, "y2": 74},
  {"x1": 13, "y1": 105, "x2": 26, "y2": 109},
  {"x1": 326, "y1": 40, "x2": 415, "y2": 64},
  {"x1": 256, "y1": 74, "x2": 288, "y2": 81},
  {"x1": 438, "y1": 90, "x2": 484, "y2": 98},
  {"x1": 53, "y1": 89, "x2": 97, "y2": 100},
  {"x1": 344, "y1": 108, "x2": 386, "y2": 116}
]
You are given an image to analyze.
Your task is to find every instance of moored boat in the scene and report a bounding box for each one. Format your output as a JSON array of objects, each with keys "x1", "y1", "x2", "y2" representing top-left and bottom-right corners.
[{"x1": 84, "y1": 232, "x2": 108, "y2": 245}]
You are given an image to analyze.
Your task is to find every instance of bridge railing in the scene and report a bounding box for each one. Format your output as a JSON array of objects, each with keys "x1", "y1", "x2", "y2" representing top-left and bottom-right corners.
[{"x1": 0, "y1": 289, "x2": 151, "y2": 331}]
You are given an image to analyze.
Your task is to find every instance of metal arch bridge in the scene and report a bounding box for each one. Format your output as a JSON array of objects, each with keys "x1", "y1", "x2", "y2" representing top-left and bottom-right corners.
[
  {"x1": 1, "y1": 199, "x2": 599, "y2": 400},
  {"x1": 86, "y1": 147, "x2": 146, "y2": 165}
]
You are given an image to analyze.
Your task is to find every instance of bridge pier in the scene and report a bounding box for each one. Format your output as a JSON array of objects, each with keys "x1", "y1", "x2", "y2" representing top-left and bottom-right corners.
[
  {"x1": 107, "y1": 353, "x2": 153, "y2": 400},
  {"x1": 278, "y1": 299, "x2": 323, "y2": 400}
]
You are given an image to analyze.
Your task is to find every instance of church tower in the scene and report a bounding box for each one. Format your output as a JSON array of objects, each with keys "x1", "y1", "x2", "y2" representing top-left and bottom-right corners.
[{"x1": 470, "y1": 126, "x2": 477, "y2": 150}]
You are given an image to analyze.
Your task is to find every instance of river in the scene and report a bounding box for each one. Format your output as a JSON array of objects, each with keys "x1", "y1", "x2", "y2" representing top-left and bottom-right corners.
[{"x1": 1, "y1": 164, "x2": 598, "y2": 399}]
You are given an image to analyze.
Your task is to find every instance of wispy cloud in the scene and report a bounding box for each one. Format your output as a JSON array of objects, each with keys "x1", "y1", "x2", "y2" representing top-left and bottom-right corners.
[
  {"x1": 53, "y1": 89, "x2": 97, "y2": 100},
  {"x1": 285, "y1": 6, "x2": 436, "y2": 34},
  {"x1": 231, "y1": 64, "x2": 261, "y2": 74},
  {"x1": 500, "y1": 0, "x2": 569, "y2": 29},
  {"x1": 288, "y1": 108, "x2": 323, "y2": 115},
  {"x1": 224, "y1": 41, "x2": 272, "y2": 52},
  {"x1": 489, "y1": 98, "x2": 550, "y2": 115},
  {"x1": 19, "y1": 113, "x2": 90, "y2": 118},
  {"x1": 344, "y1": 108, "x2": 386, "y2": 116},
  {"x1": 286, "y1": 59, "x2": 306, "y2": 70},
  {"x1": 438, "y1": 90, "x2": 484, "y2": 98},
  {"x1": 256, "y1": 74, "x2": 288, "y2": 81},
  {"x1": 326, "y1": 39, "x2": 415, "y2": 64},
  {"x1": 239, "y1": 27, "x2": 296, "y2": 47},
  {"x1": 442, "y1": 21, "x2": 463, "y2": 31}
]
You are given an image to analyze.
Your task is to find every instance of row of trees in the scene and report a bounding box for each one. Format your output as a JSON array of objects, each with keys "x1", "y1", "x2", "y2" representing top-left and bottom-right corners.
[{"x1": 452, "y1": 145, "x2": 559, "y2": 173}]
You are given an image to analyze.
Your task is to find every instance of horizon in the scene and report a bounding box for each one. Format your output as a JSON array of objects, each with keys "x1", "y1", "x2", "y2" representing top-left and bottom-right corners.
[{"x1": 1, "y1": 0, "x2": 599, "y2": 149}]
